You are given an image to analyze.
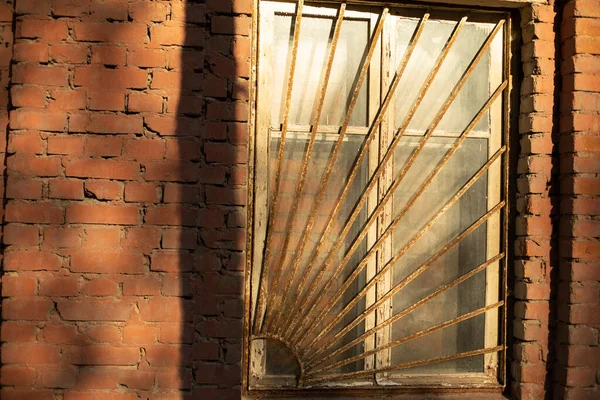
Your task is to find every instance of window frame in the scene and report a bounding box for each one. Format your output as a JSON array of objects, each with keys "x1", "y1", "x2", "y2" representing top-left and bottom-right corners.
[{"x1": 243, "y1": 0, "x2": 517, "y2": 396}]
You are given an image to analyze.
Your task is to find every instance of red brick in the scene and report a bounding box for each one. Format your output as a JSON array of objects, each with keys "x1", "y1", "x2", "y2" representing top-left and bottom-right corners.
[
  {"x1": 130, "y1": 0, "x2": 168, "y2": 22},
  {"x1": 211, "y1": 15, "x2": 251, "y2": 35},
  {"x1": 66, "y1": 204, "x2": 139, "y2": 224},
  {"x1": 44, "y1": 227, "x2": 83, "y2": 248},
  {"x1": 47, "y1": 135, "x2": 85, "y2": 155},
  {"x1": 123, "y1": 138, "x2": 166, "y2": 161},
  {"x1": 89, "y1": 0, "x2": 128, "y2": 21},
  {"x1": 39, "y1": 276, "x2": 79, "y2": 297},
  {"x1": 117, "y1": 371, "x2": 155, "y2": 390},
  {"x1": 151, "y1": 251, "x2": 195, "y2": 272},
  {"x1": 89, "y1": 91, "x2": 125, "y2": 111},
  {"x1": 207, "y1": 101, "x2": 248, "y2": 121},
  {"x1": 0, "y1": 322, "x2": 37, "y2": 343},
  {"x1": 150, "y1": 25, "x2": 204, "y2": 47},
  {"x1": 6, "y1": 177, "x2": 43, "y2": 199},
  {"x1": 206, "y1": 186, "x2": 246, "y2": 205},
  {"x1": 2, "y1": 276, "x2": 37, "y2": 296},
  {"x1": 123, "y1": 276, "x2": 161, "y2": 296},
  {"x1": 72, "y1": 22, "x2": 147, "y2": 44},
  {"x1": 564, "y1": 0, "x2": 600, "y2": 18},
  {"x1": 49, "y1": 89, "x2": 86, "y2": 110},
  {"x1": 49, "y1": 179, "x2": 84, "y2": 200},
  {"x1": 84, "y1": 325, "x2": 121, "y2": 343},
  {"x1": 13, "y1": 43, "x2": 49, "y2": 62},
  {"x1": 40, "y1": 367, "x2": 78, "y2": 389},
  {"x1": 69, "y1": 250, "x2": 144, "y2": 274},
  {"x1": 6, "y1": 203, "x2": 64, "y2": 223},
  {"x1": 82, "y1": 278, "x2": 119, "y2": 297},
  {"x1": 16, "y1": 0, "x2": 51, "y2": 15},
  {"x1": 63, "y1": 346, "x2": 140, "y2": 367},
  {"x1": 53, "y1": 0, "x2": 91, "y2": 17},
  {"x1": 65, "y1": 159, "x2": 139, "y2": 180},
  {"x1": 128, "y1": 46, "x2": 166, "y2": 67},
  {"x1": 122, "y1": 227, "x2": 161, "y2": 252},
  {"x1": 138, "y1": 297, "x2": 191, "y2": 322},
  {"x1": 58, "y1": 300, "x2": 131, "y2": 321},
  {"x1": 50, "y1": 43, "x2": 88, "y2": 63},
  {"x1": 144, "y1": 161, "x2": 198, "y2": 182},
  {"x1": 124, "y1": 182, "x2": 160, "y2": 202},
  {"x1": 0, "y1": 367, "x2": 37, "y2": 387},
  {"x1": 145, "y1": 344, "x2": 190, "y2": 367},
  {"x1": 165, "y1": 138, "x2": 201, "y2": 160},
  {"x1": 145, "y1": 205, "x2": 198, "y2": 226},
  {"x1": 86, "y1": 113, "x2": 143, "y2": 134},
  {"x1": 85, "y1": 136, "x2": 123, "y2": 157},
  {"x1": 162, "y1": 229, "x2": 197, "y2": 250},
  {"x1": 8, "y1": 155, "x2": 61, "y2": 177},
  {"x1": 9, "y1": 109, "x2": 66, "y2": 131},
  {"x1": 4, "y1": 225, "x2": 39, "y2": 245},
  {"x1": 74, "y1": 66, "x2": 147, "y2": 89},
  {"x1": 8, "y1": 132, "x2": 43, "y2": 154},
  {"x1": 128, "y1": 92, "x2": 163, "y2": 112},
  {"x1": 12, "y1": 85, "x2": 46, "y2": 108},
  {"x1": 20, "y1": 19, "x2": 68, "y2": 41},
  {"x1": 123, "y1": 324, "x2": 158, "y2": 344},
  {"x1": 85, "y1": 180, "x2": 123, "y2": 200},
  {"x1": 13, "y1": 64, "x2": 68, "y2": 86},
  {"x1": 163, "y1": 183, "x2": 199, "y2": 203},
  {"x1": 4, "y1": 250, "x2": 62, "y2": 271},
  {"x1": 145, "y1": 115, "x2": 203, "y2": 136},
  {"x1": 84, "y1": 227, "x2": 121, "y2": 248},
  {"x1": 3, "y1": 298, "x2": 54, "y2": 320},
  {"x1": 91, "y1": 45, "x2": 126, "y2": 66}
]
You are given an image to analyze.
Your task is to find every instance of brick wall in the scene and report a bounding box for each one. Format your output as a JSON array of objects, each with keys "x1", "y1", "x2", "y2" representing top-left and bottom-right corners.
[
  {"x1": 555, "y1": 1, "x2": 600, "y2": 399},
  {"x1": 512, "y1": 3, "x2": 559, "y2": 399},
  {"x1": 0, "y1": 1, "x2": 597, "y2": 400},
  {"x1": 0, "y1": 0, "x2": 250, "y2": 398}
]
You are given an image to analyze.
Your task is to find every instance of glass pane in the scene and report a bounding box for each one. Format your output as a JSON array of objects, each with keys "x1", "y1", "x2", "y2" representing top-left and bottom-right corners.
[
  {"x1": 271, "y1": 13, "x2": 370, "y2": 127},
  {"x1": 394, "y1": 17, "x2": 495, "y2": 133},
  {"x1": 389, "y1": 137, "x2": 489, "y2": 374}
]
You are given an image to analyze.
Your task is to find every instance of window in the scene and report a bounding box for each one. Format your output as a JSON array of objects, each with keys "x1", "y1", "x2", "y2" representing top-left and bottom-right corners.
[{"x1": 247, "y1": 0, "x2": 510, "y2": 391}]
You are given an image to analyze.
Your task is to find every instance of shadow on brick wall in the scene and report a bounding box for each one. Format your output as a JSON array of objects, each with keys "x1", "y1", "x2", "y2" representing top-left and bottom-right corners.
[{"x1": 0, "y1": 1, "x2": 247, "y2": 398}]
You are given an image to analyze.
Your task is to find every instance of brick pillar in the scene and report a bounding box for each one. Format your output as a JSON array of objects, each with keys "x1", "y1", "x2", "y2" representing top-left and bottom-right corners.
[
  {"x1": 512, "y1": 3, "x2": 559, "y2": 399},
  {"x1": 555, "y1": 1, "x2": 600, "y2": 399}
]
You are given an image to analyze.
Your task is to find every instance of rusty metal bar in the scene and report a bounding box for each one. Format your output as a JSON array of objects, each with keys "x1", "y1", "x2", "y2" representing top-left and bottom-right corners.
[
  {"x1": 270, "y1": 7, "x2": 389, "y2": 336},
  {"x1": 298, "y1": 196, "x2": 505, "y2": 353},
  {"x1": 254, "y1": 0, "x2": 305, "y2": 335},
  {"x1": 284, "y1": 16, "x2": 467, "y2": 341},
  {"x1": 307, "y1": 301, "x2": 504, "y2": 375},
  {"x1": 306, "y1": 252, "x2": 505, "y2": 370},
  {"x1": 262, "y1": 3, "x2": 348, "y2": 333},
  {"x1": 303, "y1": 146, "x2": 507, "y2": 363},
  {"x1": 304, "y1": 345, "x2": 504, "y2": 384},
  {"x1": 296, "y1": 79, "x2": 508, "y2": 349},
  {"x1": 291, "y1": 19, "x2": 505, "y2": 344}
]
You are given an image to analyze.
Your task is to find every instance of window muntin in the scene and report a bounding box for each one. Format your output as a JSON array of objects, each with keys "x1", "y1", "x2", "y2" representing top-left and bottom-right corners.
[{"x1": 249, "y1": 0, "x2": 509, "y2": 390}]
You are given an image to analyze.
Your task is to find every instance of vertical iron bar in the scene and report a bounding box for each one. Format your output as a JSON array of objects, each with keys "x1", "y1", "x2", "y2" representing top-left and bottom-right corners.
[
  {"x1": 262, "y1": 3, "x2": 347, "y2": 333},
  {"x1": 254, "y1": 0, "x2": 305, "y2": 334},
  {"x1": 271, "y1": 7, "x2": 389, "y2": 336},
  {"x1": 284, "y1": 16, "x2": 467, "y2": 341}
]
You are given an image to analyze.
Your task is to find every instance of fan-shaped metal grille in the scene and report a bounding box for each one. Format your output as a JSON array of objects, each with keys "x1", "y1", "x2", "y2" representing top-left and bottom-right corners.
[{"x1": 249, "y1": 0, "x2": 509, "y2": 389}]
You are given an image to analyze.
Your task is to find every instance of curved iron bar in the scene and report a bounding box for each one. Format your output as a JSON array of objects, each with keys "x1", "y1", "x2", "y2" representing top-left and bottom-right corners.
[{"x1": 251, "y1": 334, "x2": 305, "y2": 385}]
